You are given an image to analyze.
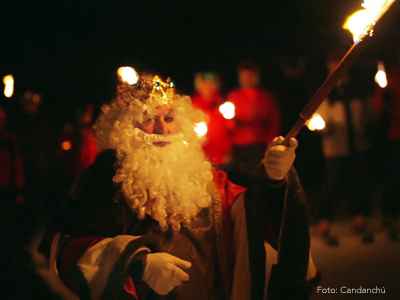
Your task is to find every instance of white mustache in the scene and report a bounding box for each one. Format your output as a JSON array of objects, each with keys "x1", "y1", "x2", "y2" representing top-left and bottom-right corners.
[{"x1": 133, "y1": 128, "x2": 184, "y2": 145}]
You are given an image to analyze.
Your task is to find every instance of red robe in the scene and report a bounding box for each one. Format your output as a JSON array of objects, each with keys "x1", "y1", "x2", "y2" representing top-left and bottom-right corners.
[
  {"x1": 58, "y1": 169, "x2": 245, "y2": 300},
  {"x1": 55, "y1": 150, "x2": 312, "y2": 300}
]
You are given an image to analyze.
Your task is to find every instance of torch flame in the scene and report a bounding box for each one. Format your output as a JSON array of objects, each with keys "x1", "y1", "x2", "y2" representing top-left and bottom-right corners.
[
  {"x1": 61, "y1": 141, "x2": 72, "y2": 151},
  {"x1": 375, "y1": 60, "x2": 388, "y2": 88},
  {"x1": 194, "y1": 122, "x2": 208, "y2": 136},
  {"x1": 219, "y1": 101, "x2": 235, "y2": 119},
  {"x1": 343, "y1": 0, "x2": 395, "y2": 43},
  {"x1": 3, "y1": 75, "x2": 14, "y2": 98},
  {"x1": 117, "y1": 67, "x2": 139, "y2": 85},
  {"x1": 306, "y1": 113, "x2": 326, "y2": 131}
]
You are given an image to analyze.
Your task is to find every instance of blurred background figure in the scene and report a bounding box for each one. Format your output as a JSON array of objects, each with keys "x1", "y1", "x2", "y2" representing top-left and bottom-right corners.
[
  {"x1": 273, "y1": 53, "x2": 325, "y2": 193},
  {"x1": 56, "y1": 103, "x2": 98, "y2": 195},
  {"x1": 0, "y1": 105, "x2": 25, "y2": 254},
  {"x1": 226, "y1": 59, "x2": 281, "y2": 186},
  {"x1": 191, "y1": 72, "x2": 231, "y2": 168},
  {"x1": 274, "y1": 53, "x2": 309, "y2": 135},
  {"x1": 373, "y1": 51, "x2": 400, "y2": 241},
  {"x1": 314, "y1": 48, "x2": 375, "y2": 246},
  {"x1": 10, "y1": 91, "x2": 56, "y2": 249}
]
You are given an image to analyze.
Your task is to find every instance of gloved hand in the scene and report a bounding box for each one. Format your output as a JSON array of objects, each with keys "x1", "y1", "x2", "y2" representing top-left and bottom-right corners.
[
  {"x1": 262, "y1": 136, "x2": 298, "y2": 181},
  {"x1": 142, "y1": 252, "x2": 191, "y2": 295}
]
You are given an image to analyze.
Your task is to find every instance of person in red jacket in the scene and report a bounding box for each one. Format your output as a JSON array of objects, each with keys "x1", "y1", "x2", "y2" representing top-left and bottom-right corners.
[
  {"x1": 0, "y1": 105, "x2": 24, "y2": 251},
  {"x1": 226, "y1": 60, "x2": 281, "y2": 186},
  {"x1": 59, "y1": 104, "x2": 98, "y2": 175},
  {"x1": 53, "y1": 71, "x2": 317, "y2": 300},
  {"x1": 57, "y1": 104, "x2": 99, "y2": 195},
  {"x1": 191, "y1": 72, "x2": 232, "y2": 168}
]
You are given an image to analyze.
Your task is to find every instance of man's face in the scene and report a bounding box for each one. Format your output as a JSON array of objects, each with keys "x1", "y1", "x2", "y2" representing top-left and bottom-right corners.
[
  {"x1": 139, "y1": 105, "x2": 178, "y2": 146},
  {"x1": 78, "y1": 111, "x2": 93, "y2": 127},
  {"x1": 238, "y1": 69, "x2": 259, "y2": 88},
  {"x1": 198, "y1": 81, "x2": 218, "y2": 100}
]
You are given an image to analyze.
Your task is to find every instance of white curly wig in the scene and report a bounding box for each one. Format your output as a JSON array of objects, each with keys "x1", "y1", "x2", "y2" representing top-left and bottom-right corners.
[{"x1": 94, "y1": 89, "x2": 213, "y2": 231}]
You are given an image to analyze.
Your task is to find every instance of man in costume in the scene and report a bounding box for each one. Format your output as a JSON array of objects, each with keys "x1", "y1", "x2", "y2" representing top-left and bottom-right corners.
[{"x1": 56, "y1": 70, "x2": 317, "y2": 300}]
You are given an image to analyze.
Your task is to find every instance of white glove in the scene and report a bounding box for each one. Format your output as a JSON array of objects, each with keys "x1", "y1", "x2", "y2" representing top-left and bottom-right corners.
[
  {"x1": 263, "y1": 136, "x2": 298, "y2": 181},
  {"x1": 142, "y1": 252, "x2": 191, "y2": 295}
]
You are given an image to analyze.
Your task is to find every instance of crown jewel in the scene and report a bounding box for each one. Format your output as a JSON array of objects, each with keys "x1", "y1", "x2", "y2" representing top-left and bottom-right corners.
[{"x1": 117, "y1": 67, "x2": 176, "y2": 106}]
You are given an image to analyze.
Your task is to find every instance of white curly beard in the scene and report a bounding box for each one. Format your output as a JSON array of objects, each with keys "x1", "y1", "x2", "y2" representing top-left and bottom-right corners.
[{"x1": 113, "y1": 130, "x2": 213, "y2": 232}]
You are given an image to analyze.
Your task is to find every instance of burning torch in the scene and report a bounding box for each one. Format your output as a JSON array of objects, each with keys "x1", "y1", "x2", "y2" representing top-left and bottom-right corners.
[
  {"x1": 117, "y1": 66, "x2": 139, "y2": 85},
  {"x1": 3, "y1": 75, "x2": 14, "y2": 98},
  {"x1": 194, "y1": 101, "x2": 235, "y2": 137},
  {"x1": 282, "y1": 0, "x2": 397, "y2": 146},
  {"x1": 375, "y1": 60, "x2": 388, "y2": 88}
]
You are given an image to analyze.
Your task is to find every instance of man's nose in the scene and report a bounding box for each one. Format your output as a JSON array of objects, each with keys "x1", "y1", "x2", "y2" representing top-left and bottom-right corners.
[{"x1": 154, "y1": 119, "x2": 171, "y2": 135}]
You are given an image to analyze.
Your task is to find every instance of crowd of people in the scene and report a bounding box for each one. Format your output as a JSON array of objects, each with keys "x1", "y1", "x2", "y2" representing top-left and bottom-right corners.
[
  {"x1": 0, "y1": 50, "x2": 399, "y2": 298},
  {"x1": 189, "y1": 53, "x2": 400, "y2": 248}
]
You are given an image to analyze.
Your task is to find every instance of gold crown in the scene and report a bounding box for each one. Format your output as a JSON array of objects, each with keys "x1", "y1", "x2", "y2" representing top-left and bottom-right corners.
[{"x1": 117, "y1": 67, "x2": 176, "y2": 106}]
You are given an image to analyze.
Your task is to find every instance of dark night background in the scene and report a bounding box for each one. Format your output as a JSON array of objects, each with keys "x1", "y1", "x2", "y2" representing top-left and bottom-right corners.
[
  {"x1": 0, "y1": 0, "x2": 399, "y2": 193},
  {"x1": 1, "y1": 0, "x2": 399, "y2": 125},
  {"x1": 1, "y1": 0, "x2": 399, "y2": 194}
]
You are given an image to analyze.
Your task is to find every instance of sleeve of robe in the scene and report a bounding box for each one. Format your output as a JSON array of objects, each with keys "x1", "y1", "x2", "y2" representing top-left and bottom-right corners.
[
  {"x1": 225, "y1": 167, "x2": 318, "y2": 300},
  {"x1": 56, "y1": 150, "x2": 158, "y2": 300}
]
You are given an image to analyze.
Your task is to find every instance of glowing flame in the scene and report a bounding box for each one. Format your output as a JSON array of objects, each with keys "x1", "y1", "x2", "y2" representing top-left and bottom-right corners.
[
  {"x1": 343, "y1": 10, "x2": 373, "y2": 42},
  {"x1": 306, "y1": 113, "x2": 326, "y2": 131},
  {"x1": 117, "y1": 67, "x2": 139, "y2": 85},
  {"x1": 219, "y1": 101, "x2": 235, "y2": 119},
  {"x1": 3, "y1": 75, "x2": 14, "y2": 98},
  {"x1": 61, "y1": 141, "x2": 72, "y2": 151},
  {"x1": 375, "y1": 60, "x2": 387, "y2": 88},
  {"x1": 343, "y1": 0, "x2": 395, "y2": 43},
  {"x1": 194, "y1": 122, "x2": 208, "y2": 136}
]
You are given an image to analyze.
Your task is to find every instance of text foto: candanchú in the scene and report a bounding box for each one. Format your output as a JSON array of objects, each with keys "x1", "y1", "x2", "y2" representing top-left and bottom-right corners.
[{"x1": 317, "y1": 286, "x2": 385, "y2": 294}]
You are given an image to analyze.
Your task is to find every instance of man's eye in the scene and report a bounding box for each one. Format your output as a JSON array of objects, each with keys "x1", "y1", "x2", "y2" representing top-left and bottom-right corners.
[
  {"x1": 144, "y1": 117, "x2": 155, "y2": 124},
  {"x1": 165, "y1": 116, "x2": 174, "y2": 122}
]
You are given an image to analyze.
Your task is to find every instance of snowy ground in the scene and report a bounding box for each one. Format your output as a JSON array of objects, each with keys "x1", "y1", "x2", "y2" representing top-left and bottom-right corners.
[{"x1": 265, "y1": 215, "x2": 400, "y2": 300}]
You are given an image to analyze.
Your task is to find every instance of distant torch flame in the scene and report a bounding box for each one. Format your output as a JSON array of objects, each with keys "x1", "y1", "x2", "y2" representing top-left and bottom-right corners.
[
  {"x1": 343, "y1": 0, "x2": 395, "y2": 43},
  {"x1": 117, "y1": 67, "x2": 139, "y2": 85},
  {"x1": 61, "y1": 141, "x2": 72, "y2": 151},
  {"x1": 3, "y1": 75, "x2": 14, "y2": 98},
  {"x1": 219, "y1": 101, "x2": 235, "y2": 119},
  {"x1": 194, "y1": 122, "x2": 208, "y2": 136},
  {"x1": 375, "y1": 60, "x2": 388, "y2": 88},
  {"x1": 306, "y1": 113, "x2": 326, "y2": 131}
]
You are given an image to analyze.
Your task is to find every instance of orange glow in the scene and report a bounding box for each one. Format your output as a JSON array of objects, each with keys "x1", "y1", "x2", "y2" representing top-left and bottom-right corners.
[
  {"x1": 343, "y1": 0, "x2": 395, "y2": 43},
  {"x1": 3, "y1": 74, "x2": 14, "y2": 98},
  {"x1": 306, "y1": 113, "x2": 326, "y2": 131},
  {"x1": 343, "y1": 10, "x2": 373, "y2": 42},
  {"x1": 117, "y1": 67, "x2": 139, "y2": 85},
  {"x1": 219, "y1": 101, "x2": 235, "y2": 119},
  {"x1": 194, "y1": 122, "x2": 208, "y2": 136},
  {"x1": 375, "y1": 61, "x2": 387, "y2": 88},
  {"x1": 61, "y1": 141, "x2": 72, "y2": 150}
]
